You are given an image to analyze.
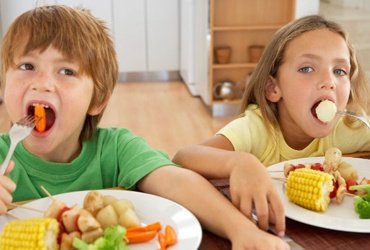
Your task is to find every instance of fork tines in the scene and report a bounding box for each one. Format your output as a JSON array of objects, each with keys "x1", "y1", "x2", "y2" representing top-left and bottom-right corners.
[{"x1": 18, "y1": 115, "x2": 36, "y2": 128}]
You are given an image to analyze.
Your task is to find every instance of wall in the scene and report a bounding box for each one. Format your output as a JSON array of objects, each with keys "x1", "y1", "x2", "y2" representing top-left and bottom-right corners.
[{"x1": 295, "y1": 0, "x2": 320, "y2": 18}]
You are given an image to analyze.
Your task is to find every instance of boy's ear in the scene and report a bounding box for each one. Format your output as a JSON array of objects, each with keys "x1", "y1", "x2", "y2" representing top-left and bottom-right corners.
[
  {"x1": 88, "y1": 96, "x2": 110, "y2": 116},
  {"x1": 265, "y1": 76, "x2": 281, "y2": 102}
]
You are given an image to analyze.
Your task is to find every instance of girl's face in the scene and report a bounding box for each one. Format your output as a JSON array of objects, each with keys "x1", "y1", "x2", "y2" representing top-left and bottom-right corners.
[
  {"x1": 266, "y1": 28, "x2": 351, "y2": 149},
  {"x1": 4, "y1": 46, "x2": 102, "y2": 162}
]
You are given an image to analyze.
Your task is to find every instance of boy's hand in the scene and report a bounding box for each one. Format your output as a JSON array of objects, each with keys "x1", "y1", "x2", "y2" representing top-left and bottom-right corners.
[
  {"x1": 229, "y1": 154, "x2": 285, "y2": 236},
  {"x1": 0, "y1": 161, "x2": 16, "y2": 214}
]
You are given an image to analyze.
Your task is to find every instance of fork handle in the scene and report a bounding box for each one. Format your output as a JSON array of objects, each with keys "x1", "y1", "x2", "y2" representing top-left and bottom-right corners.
[{"x1": 0, "y1": 142, "x2": 17, "y2": 175}]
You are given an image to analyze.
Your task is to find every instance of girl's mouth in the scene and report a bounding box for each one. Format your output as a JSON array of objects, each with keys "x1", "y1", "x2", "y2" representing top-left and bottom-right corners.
[
  {"x1": 311, "y1": 100, "x2": 337, "y2": 123},
  {"x1": 27, "y1": 103, "x2": 56, "y2": 132}
]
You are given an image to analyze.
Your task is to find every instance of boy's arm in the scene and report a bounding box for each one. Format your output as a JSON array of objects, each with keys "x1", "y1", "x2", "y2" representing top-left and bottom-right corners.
[
  {"x1": 0, "y1": 161, "x2": 16, "y2": 214},
  {"x1": 138, "y1": 166, "x2": 289, "y2": 249}
]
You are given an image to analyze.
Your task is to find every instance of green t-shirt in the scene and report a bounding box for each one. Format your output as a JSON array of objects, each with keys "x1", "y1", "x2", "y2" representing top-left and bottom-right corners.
[
  {"x1": 218, "y1": 104, "x2": 370, "y2": 166},
  {"x1": 0, "y1": 128, "x2": 176, "y2": 202}
]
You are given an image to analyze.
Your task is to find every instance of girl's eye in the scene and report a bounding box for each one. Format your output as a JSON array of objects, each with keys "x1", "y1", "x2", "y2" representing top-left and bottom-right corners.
[
  {"x1": 334, "y1": 69, "x2": 347, "y2": 76},
  {"x1": 19, "y1": 63, "x2": 34, "y2": 71},
  {"x1": 59, "y1": 68, "x2": 75, "y2": 76},
  {"x1": 298, "y1": 66, "x2": 313, "y2": 73}
]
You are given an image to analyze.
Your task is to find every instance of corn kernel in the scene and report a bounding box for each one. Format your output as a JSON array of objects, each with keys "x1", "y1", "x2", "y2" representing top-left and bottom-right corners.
[
  {"x1": 0, "y1": 218, "x2": 59, "y2": 250},
  {"x1": 285, "y1": 168, "x2": 334, "y2": 212}
]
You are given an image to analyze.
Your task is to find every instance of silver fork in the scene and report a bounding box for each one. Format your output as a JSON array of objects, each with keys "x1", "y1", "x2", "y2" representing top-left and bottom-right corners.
[
  {"x1": 0, "y1": 115, "x2": 35, "y2": 175},
  {"x1": 337, "y1": 110, "x2": 370, "y2": 129}
]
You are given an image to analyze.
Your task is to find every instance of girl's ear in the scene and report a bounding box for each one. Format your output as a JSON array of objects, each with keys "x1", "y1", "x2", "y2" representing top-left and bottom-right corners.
[
  {"x1": 265, "y1": 76, "x2": 282, "y2": 102},
  {"x1": 88, "y1": 96, "x2": 110, "y2": 116}
]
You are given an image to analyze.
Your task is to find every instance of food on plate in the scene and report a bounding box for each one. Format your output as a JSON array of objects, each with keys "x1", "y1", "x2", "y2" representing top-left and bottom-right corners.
[
  {"x1": 283, "y1": 147, "x2": 360, "y2": 206},
  {"x1": 315, "y1": 100, "x2": 337, "y2": 123},
  {"x1": 95, "y1": 205, "x2": 119, "y2": 229},
  {"x1": 0, "y1": 217, "x2": 59, "y2": 250},
  {"x1": 350, "y1": 184, "x2": 370, "y2": 219},
  {"x1": 34, "y1": 103, "x2": 47, "y2": 132},
  {"x1": 158, "y1": 225, "x2": 177, "y2": 249},
  {"x1": 83, "y1": 190, "x2": 105, "y2": 216},
  {"x1": 1, "y1": 191, "x2": 178, "y2": 249},
  {"x1": 280, "y1": 147, "x2": 370, "y2": 215},
  {"x1": 337, "y1": 161, "x2": 359, "y2": 181},
  {"x1": 42, "y1": 190, "x2": 176, "y2": 249},
  {"x1": 323, "y1": 147, "x2": 342, "y2": 173},
  {"x1": 285, "y1": 168, "x2": 334, "y2": 211},
  {"x1": 73, "y1": 225, "x2": 128, "y2": 250}
]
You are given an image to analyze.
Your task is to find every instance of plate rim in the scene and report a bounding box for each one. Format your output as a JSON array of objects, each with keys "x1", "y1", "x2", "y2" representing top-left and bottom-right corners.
[{"x1": 269, "y1": 156, "x2": 370, "y2": 233}]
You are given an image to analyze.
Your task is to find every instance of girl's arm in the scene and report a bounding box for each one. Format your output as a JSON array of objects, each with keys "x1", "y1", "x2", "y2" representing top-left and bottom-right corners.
[
  {"x1": 172, "y1": 134, "x2": 251, "y2": 179},
  {"x1": 138, "y1": 166, "x2": 289, "y2": 250},
  {"x1": 172, "y1": 134, "x2": 286, "y2": 237}
]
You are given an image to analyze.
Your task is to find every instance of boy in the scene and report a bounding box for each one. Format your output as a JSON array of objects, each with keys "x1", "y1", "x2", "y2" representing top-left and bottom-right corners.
[{"x1": 0, "y1": 5, "x2": 288, "y2": 249}]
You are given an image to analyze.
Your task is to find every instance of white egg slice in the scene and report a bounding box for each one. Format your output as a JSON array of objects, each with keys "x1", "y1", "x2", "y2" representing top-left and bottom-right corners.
[{"x1": 316, "y1": 100, "x2": 337, "y2": 123}]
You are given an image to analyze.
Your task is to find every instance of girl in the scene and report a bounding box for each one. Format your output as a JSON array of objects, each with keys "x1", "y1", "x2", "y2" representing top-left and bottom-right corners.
[{"x1": 173, "y1": 14, "x2": 370, "y2": 237}]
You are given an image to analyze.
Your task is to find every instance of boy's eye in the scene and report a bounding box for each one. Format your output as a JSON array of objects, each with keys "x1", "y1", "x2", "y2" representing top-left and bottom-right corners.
[
  {"x1": 298, "y1": 66, "x2": 313, "y2": 73},
  {"x1": 59, "y1": 68, "x2": 75, "y2": 76},
  {"x1": 19, "y1": 63, "x2": 34, "y2": 71},
  {"x1": 334, "y1": 69, "x2": 347, "y2": 76}
]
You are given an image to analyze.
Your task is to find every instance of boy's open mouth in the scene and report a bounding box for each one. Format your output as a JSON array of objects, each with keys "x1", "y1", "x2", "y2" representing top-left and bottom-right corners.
[{"x1": 27, "y1": 103, "x2": 56, "y2": 132}]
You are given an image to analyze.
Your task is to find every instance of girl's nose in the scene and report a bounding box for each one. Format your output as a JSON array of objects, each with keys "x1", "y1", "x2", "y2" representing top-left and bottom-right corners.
[{"x1": 319, "y1": 73, "x2": 336, "y2": 90}]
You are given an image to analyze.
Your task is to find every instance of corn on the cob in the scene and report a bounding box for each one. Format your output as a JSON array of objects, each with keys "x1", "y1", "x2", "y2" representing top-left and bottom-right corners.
[
  {"x1": 0, "y1": 217, "x2": 59, "y2": 250},
  {"x1": 285, "y1": 168, "x2": 334, "y2": 212}
]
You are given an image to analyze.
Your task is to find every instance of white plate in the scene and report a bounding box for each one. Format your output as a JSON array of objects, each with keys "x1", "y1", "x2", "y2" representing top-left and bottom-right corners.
[
  {"x1": 0, "y1": 190, "x2": 202, "y2": 249},
  {"x1": 269, "y1": 157, "x2": 370, "y2": 233}
]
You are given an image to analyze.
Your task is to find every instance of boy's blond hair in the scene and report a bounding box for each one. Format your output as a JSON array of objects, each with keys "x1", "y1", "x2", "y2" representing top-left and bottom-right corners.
[
  {"x1": 241, "y1": 15, "x2": 370, "y2": 131},
  {"x1": 0, "y1": 5, "x2": 118, "y2": 141}
]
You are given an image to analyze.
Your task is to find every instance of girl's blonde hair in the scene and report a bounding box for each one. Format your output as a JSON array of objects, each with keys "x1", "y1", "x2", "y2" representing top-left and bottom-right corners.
[
  {"x1": 0, "y1": 5, "x2": 118, "y2": 141},
  {"x1": 241, "y1": 15, "x2": 370, "y2": 130}
]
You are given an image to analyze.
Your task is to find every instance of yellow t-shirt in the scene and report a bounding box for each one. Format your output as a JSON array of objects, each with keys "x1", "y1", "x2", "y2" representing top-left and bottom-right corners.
[{"x1": 217, "y1": 104, "x2": 370, "y2": 166}]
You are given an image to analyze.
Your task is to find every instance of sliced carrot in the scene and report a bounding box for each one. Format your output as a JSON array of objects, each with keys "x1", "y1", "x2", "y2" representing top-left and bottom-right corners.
[
  {"x1": 34, "y1": 104, "x2": 46, "y2": 132},
  {"x1": 164, "y1": 225, "x2": 177, "y2": 246},
  {"x1": 126, "y1": 221, "x2": 161, "y2": 233},
  {"x1": 158, "y1": 232, "x2": 167, "y2": 250},
  {"x1": 126, "y1": 230, "x2": 157, "y2": 244}
]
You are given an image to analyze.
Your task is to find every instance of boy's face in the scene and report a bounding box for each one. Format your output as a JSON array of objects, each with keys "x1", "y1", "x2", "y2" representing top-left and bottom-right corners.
[
  {"x1": 4, "y1": 46, "x2": 98, "y2": 162},
  {"x1": 266, "y1": 28, "x2": 351, "y2": 148}
]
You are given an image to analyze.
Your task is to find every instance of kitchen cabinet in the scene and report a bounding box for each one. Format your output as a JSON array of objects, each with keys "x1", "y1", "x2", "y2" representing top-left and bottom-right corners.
[
  {"x1": 113, "y1": 0, "x2": 179, "y2": 73},
  {"x1": 0, "y1": 0, "x2": 179, "y2": 74}
]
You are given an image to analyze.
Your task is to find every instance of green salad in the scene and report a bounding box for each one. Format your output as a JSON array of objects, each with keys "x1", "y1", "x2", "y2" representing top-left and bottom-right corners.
[
  {"x1": 73, "y1": 225, "x2": 129, "y2": 250},
  {"x1": 349, "y1": 184, "x2": 370, "y2": 219}
]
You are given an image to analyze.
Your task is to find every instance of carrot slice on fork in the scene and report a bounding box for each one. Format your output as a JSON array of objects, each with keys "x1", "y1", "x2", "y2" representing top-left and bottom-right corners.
[{"x1": 34, "y1": 104, "x2": 46, "y2": 132}]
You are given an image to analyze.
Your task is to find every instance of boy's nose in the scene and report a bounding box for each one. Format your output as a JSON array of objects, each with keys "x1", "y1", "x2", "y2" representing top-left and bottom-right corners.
[{"x1": 30, "y1": 73, "x2": 55, "y2": 92}]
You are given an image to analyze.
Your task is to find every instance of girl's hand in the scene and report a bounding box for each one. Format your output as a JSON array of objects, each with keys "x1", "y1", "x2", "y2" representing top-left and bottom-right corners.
[
  {"x1": 229, "y1": 153, "x2": 285, "y2": 236},
  {"x1": 0, "y1": 161, "x2": 16, "y2": 214}
]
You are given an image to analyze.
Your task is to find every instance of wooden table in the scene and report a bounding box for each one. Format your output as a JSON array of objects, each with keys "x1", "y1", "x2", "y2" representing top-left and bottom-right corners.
[
  {"x1": 198, "y1": 218, "x2": 370, "y2": 250},
  {"x1": 202, "y1": 152, "x2": 370, "y2": 250}
]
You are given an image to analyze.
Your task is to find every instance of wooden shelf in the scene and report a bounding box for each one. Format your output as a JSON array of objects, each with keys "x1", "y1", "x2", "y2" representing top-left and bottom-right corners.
[{"x1": 208, "y1": 0, "x2": 295, "y2": 113}]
